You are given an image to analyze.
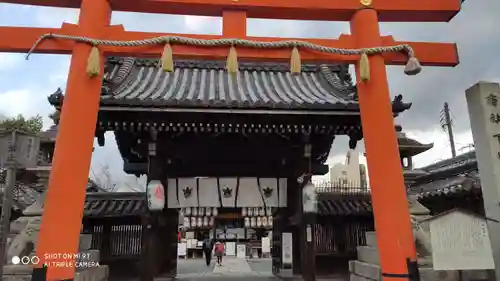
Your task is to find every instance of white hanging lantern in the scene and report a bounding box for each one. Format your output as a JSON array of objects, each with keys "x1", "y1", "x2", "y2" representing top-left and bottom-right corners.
[
  {"x1": 242, "y1": 207, "x2": 247, "y2": 216},
  {"x1": 203, "y1": 216, "x2": 208, "y2": 227},
  {"x1": 197, "y1": 217, "x2": 202, "y2": 227},
  {"x1": 193, "y1": 207, "x2": 198, "y2": 216},
  {"x1": 206, "y1": 207, "x2": 212, "y2": 216},
  {"x1": 146, "y1": 180, "x2": 165, "y2": 211},
  {"x1": 244, "y1": 217, "x2": 250, "y2": 228},
  {"x1": 257, "y1": 217, "x2": 262, "y2": 227},
  {"x1": 250, "y1": 217, "x2": 256, "y2": 227},
  {"x1": 262, "y1": 217, "x2": 268, "y2": 227},
  {"x1": 191, "y1": 217, "x2": 197, "y2": 227},
  {"x1": 268, "y1": 216, "x2": 273, "y2": 227},
  {"x1": 303, "y1": 180, "x2": 318, "y2": 213},
  {"x1": 248, "y1": 208, "x2": 253, "y2": 216},
  {"x1": 254, "y1": 207, "x2": 259, "y2": 216},
  {"x1": 266, "y1": 207, "x2": 272, "y2": 216},
  {"x1": 199, "y1": 207, "x2": 205, "y2": 216},
  {"x1": 209, "y1": 217, "x2": 215, "y2": 226},
  {"x1": 259, "y1": 208, "x2": 265, "y2": 216},
  {"x1": 213, "y1": 207, "x2": 218, "y2": 216},
  {"x1": 184, "y1": 217, "x2": 190, "y2": 228},
  {"x1": 185, "y1": 207, "x2": 192, "y2": 216}
]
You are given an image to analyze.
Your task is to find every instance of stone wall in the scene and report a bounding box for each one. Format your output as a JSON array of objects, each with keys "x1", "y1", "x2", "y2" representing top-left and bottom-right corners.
[{"x1": 349, "y1": 231, "x2": 489, "y2": 281}]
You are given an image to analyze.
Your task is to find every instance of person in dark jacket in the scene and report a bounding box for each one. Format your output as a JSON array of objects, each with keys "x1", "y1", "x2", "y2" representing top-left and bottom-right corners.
[{"x1": 202, "y1": 237, "x2": 214, "y2": 266}]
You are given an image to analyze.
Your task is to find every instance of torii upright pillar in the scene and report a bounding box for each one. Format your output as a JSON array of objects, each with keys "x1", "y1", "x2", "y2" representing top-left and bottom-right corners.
[
  {"x1": 34, "y1": 1, "x2": 111, "y2": 280},
  {"x1": 0, "y1": 0, "x2": 460, "y2": 280},
  {"x1": 352, "y1": 8, "x2": 417, "y2": 279}
]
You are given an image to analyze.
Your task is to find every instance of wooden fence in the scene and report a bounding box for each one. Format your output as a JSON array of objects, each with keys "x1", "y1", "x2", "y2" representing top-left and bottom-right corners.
[{"x1": 89, "y1": 223, "x2": 143, "y2": 261}]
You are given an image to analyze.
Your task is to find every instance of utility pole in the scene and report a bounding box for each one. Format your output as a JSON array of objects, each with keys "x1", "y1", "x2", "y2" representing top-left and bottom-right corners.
[{"x1": 441, "y1": 102, "x2": 457, "y2": 157}]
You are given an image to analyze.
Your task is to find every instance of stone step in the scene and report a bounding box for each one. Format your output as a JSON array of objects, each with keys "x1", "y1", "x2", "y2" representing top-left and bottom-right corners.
[
  {"x1": 349, "y1": 260, "x2": 379, "y2": 280},
  {"x1": 364, "y1": 231, "x2": 377, "y2": 248},
  {"x1": 356, "y1": 246, "x2": 433, "y2": 267},
  {"x1": 74, "y1": 265, "x2": 109, "y2": 281},
  {"x1": 356, "y1": 246, "x2": 379, "y2": 265},
  {"x1": 350, "y1": 274, "x2": 374, "y2": 281},
  {"x1": 349, "y1": 260, "x2": 467, "y2": 281},
  {"x1": 2, "y1": 265, "x2": 33, "y2": 275}
]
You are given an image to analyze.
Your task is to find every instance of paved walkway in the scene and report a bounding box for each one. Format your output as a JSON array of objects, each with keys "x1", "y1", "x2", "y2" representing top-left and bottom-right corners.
[
  {"x1": 175, "y1": 257, "x2": 273, "y2": 278},
  {"x1": 212, "y1": 257, "x2": 253, "y2": 275}
]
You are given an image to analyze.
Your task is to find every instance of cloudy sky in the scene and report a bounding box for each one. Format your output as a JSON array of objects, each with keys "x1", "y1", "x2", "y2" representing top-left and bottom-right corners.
[{"x1": 0, "y1": 1, "x2": 498, "y2": 190}]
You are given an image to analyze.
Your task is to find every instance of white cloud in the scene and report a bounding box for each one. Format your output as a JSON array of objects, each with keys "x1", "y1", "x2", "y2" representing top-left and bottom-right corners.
[
  {"x1": 0, "y1": 53, "x2": 24, "y2": 72},
  {"x1": 0, "y1": 1, "x2": 498, "y2": 188}
]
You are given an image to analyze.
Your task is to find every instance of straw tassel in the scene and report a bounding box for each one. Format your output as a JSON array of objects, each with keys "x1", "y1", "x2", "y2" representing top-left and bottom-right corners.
[
  {"x1": 359, "y1": 51, "x2": 370, "y2": 82},
  {"x1": 226, "y1": 45, "x2": 239, "y2": 74},
  {"x1": 86, "y1": 45, "x2": 100, "y2": 77},
  {"x1": 161, "y1": 40, "x2": 174, "y2": 72},
  {"x1": 290, "y1": 46, "x2": 301, "y2": 74},
  {"x1": 404, "y1": 56, "x2": 422, "y2": 76}
]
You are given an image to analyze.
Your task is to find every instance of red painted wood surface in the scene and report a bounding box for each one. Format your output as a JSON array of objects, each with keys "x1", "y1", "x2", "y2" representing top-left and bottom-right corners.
[
  {"x1": 2, "y1": 0, "x2": 461, "y2": 21},
  {"x1": 0, "y1": 25, "x2": 459, "y2": 66}
]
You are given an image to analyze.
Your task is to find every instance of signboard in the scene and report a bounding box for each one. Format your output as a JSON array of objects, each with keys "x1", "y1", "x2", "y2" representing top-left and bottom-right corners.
[
  {"x1": 178, "y1": 243, "x2": 187, "y2": 257},
  {"x1": 146, "y1": 180, "x2": 165, "y2": 211},
  {"x1": 306, "y1": 225, "x2": 312, "y2": 242},
  {"x1": 282, "y1": 232, "x2": 293, "y2": 268},
  {"x1": 429, "y1": 210, "x2": 495, "y2": 270},
  {"x1": 187, "y1": 239, "x2": 198, "y2": 249},
  {"x1": 262, "y1": 237, "x2": 270, "y2": 253},
  {"x1": 226, "y1": 242, "x2": 236, "y2": 256},
  {"x1": 237, "y1": 244, "x2": 246, "y2": 258}
]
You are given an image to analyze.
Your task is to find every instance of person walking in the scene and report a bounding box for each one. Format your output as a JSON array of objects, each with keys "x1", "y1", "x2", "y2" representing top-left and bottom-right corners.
[
  {"x1": 202, "y1": 237, "x2": 214, "y2": 267},
  {"x1": 214, "y1": 241, "x2": 225, "y2": 266}
]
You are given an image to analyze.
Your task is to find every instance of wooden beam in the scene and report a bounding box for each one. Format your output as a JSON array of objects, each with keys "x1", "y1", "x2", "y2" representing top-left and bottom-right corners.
[
  {"x1": 0, "y1": 25, "x2": 459, "y2": 66},
  {"x1": 3, "y1": 0, "x2": 461, "y2": 22},
  {"x1": 123, "y1": 161, "x2": 329, "y2": 177}
]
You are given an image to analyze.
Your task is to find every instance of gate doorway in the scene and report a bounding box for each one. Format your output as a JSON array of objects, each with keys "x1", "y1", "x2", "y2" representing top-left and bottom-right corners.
[{"x1": 173, "y1": 193, "x2": 279, "y2": 278}]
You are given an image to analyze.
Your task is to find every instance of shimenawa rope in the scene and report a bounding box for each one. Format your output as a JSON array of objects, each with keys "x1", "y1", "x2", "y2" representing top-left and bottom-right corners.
[{"x1": 26, "y1": 33, "x2": 422, "y2": 81}]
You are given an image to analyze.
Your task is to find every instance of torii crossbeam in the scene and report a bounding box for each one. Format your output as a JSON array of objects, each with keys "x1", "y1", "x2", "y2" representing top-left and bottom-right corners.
[{"x1": 0, "y1": 0, "x2": 460, "y2": 280}]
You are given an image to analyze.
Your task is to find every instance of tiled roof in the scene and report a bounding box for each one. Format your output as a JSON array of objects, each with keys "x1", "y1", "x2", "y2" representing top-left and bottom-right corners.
[
  {"x1": 39, "y1": 125, "x2": 57, "y2": 142},
  {"x1": 395, "y1": 126, "x2": 433, "y2": 157},
  {"x1": 318, "y1": 198, "x2": 372, "y2": 215},
  {"x1": 11, "y1": 182, "x2": 41, "y2": 210},
  {"x1": 1, "y1": 168, "x2": 109, "y2": 212},
  {"x1": 49, "y1": 58, "x2": 412, "y2": 113},
  {"x1": 420, "y1": 151, "x2": 476, "y2": 174},
  {"x1": 409, "y1": 172, "x2": 481, "y2": 199},
  {"x1": 84, "y1": 192, "x2": 146, "y2": 217}
]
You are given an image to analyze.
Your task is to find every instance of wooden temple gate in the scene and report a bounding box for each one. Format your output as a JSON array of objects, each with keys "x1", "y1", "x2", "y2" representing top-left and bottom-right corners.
[{"x1": 48, "y1": 59, "x2": 395, "y2": 280}]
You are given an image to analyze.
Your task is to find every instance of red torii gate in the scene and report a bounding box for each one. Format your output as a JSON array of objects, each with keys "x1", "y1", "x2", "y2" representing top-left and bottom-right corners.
[{"x1": 0, "y1": 0, "x2": 460, "y2": 280}]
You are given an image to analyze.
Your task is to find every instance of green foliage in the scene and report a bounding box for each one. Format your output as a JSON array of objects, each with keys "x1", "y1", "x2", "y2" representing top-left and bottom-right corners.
[{"x1": 0, "y1": 114, "x2": 43, "y2": 135}]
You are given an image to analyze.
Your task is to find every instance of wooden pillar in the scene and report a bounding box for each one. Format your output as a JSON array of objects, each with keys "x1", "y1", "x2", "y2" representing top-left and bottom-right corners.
[
  {"x1": 298, "y1": 175, "x2": 316, "y2": 281},
  {"x1": 287, "y1": 176, "x2": 302, "y2": 275},
  {"x1": 34, "y1": 0, "x2": 111, "y2": 279},
  {"x1": 163, "y1": 207, "x2": 179, "y2": 277},
  {"x1": 139, "y1": 215, "x2": 154, "y2": 281},
  {"x1": 140, "y1": 139, "x2": 165, "y2": 281},
  {"x1": 100, "y1": 223, "x2": 112, "y2": 259}
]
